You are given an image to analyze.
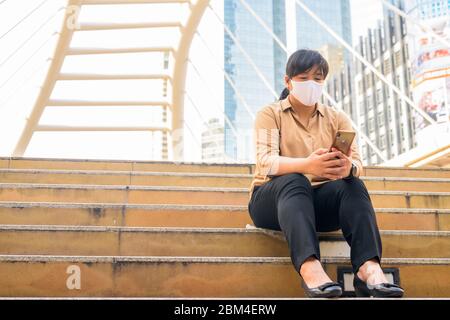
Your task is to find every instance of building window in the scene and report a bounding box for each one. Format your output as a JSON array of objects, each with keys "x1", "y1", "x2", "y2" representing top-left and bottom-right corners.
[
  {"x1": 380, "y1": 134, "x2": 386, "y2": 150},
  {"x1": 358, "y1": 80, "x2": 363, "y2": 92},
  {"x1": 344, "y1": 102, "x2": 349, "y2": 114},
  {"x1": 394, "y1": 50, "x2": 401, "y2": 68},
  {"x1": 376, "y1": 88, "x2": 382, "y2": 104},
  {"x1": 396, "y1": 75, "x2": 402, "y2": 88},
  {"x1": 365, "y1": 74, "x2": 372, "y2": 87},
  {"x1": 362, "y1": 144, "x2": 367, "y2": 155},
  {"x1": 405, "y1": 69, "x2": 410, "y2": 86},
  {"x1": 405, "y1": 43, "x2": 409, "y2": 60},
  {"x1": 383, "y1": 58, "x2": 391, "y2": 74},
  {"x1": 380, "y1": 24, "x2": 386, "y2": 52},
  {"x1": 378, "y1": 111, "x2": 384, "y2": 125},
  {"x1": 367, "y1": 95, "x2": 373, "y2": 111},
  {"x1": 371, "y1": 32, "x2": 377, "y2": 59},
  {"x1": 401, "y1": 16, "x2": 407, "y2": 36},
  {"x1": 400, "y1": 123, "x2": 405, "y2": 141},
  {"x1": 369, "y1": 117, "x2": 375, "y2": 133}
]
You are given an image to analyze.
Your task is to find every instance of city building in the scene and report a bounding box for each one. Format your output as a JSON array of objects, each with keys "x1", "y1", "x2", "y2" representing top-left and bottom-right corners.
[
  {"x1": 201, "y1": 117, "x2": 227, "y2": 162},
  {"x1": 319, "y1": 44, "x2": 346, "y2": 79},
  {"x1": 404, "y1": 0, "x2": 450, "y2": 150},
  {"x1": 327, "y1": 0, "x2": 416, "y2": 165},
  {"x1": 296, "y1": 0, "x2": 353, "y2": 64},
  {"x1": 223, "y1": 0, "x2": 287, "y2": 163}
]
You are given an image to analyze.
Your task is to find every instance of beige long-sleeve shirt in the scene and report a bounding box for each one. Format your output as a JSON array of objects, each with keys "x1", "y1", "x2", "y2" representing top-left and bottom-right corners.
[{"x1": 249, "y1": 96, "x2": 363, "y2": 202}]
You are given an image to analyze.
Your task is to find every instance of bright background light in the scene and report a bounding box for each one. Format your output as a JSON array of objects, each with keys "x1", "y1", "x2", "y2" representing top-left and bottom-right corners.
[{"x1": 0, "y1": 0, "x2": 383, "y2": 161}]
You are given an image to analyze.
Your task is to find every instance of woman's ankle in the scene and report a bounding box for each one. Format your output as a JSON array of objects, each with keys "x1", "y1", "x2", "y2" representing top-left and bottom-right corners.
[
  {"x1": 357, "y1": 259, "x2": 388, "y2": 284},
  {"x1": 299, "y1": 256, "x2": 320, "y2": 275},
  {"x1": 299, "y1": 257, "x2": 332, "y2": 287}
]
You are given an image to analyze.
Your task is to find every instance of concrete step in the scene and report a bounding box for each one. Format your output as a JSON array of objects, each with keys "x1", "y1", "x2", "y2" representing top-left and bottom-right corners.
[
  {"x1": 2, "y1": 157, "x2": 450, "y2": 178},
  {"x1": 0, "y1": 157, "x2": 254, "y2": 174},
  {"x1": 0, "y1": 255, "x2": 448, "y2": 297},
  {"x1": 362, "y1": 167, "x2": 450, "y2": 178},
  {"x1": 0, "y1": 225, "x2": 448, "y2": 258},
  {"x1": 0, "y1": 202, "x2": 449, "y2": 231},
  {"x1": 1, "y1": 183, "x2": 449, "y2": 208},
  {"x1": 1, "y1": 168, "x2": 449, "y2": 191}
]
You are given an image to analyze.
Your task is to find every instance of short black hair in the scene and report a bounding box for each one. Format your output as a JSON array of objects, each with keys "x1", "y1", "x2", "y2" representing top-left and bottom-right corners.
[{"x1": 279, "y1": 49, "x2": 329, "y2": 100}]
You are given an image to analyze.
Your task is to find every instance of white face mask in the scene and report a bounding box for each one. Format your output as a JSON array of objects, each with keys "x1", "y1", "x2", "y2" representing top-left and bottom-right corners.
[{"x1": 289, "y1": 79, "x2": 324, "y2": 106}]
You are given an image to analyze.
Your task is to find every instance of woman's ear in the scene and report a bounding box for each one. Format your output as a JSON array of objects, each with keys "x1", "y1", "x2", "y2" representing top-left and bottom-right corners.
[{"x1": 284, "y1": 75, "x2": 291, "y2": 91}]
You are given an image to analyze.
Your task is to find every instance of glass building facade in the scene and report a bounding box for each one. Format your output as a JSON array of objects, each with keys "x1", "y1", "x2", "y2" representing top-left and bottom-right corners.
[
  {"x1": 224, "y1": 0, "x2": 286, "y2": 162},
  {"x1": 296, "y1": 0, "x2": 353, "y2": 64},
  {"x1": 406, "y1": 0, "x2": 450, "y2": 19}
]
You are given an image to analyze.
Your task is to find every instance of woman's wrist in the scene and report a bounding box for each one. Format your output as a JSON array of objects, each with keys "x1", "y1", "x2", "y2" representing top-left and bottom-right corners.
[{"x1": 296, "y1": 157, "x2": 311, "y2": 175}]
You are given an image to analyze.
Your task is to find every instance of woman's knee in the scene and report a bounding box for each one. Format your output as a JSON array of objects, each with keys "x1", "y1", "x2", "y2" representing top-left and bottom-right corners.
[
  {"x1": 337, "y1": 176, "x2": 369, "y2": 195},
  {"x1": 329, "y1": 177, "x2": 373, "y2": 215},
  {"x1": 277, "y1": 172, "x2": 312, "y2": 189}
]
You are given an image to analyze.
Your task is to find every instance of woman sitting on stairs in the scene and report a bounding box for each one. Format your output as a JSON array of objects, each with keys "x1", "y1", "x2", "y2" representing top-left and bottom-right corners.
[{"x1": 247, "y1": 49, "x2": 404, "y2": 298}]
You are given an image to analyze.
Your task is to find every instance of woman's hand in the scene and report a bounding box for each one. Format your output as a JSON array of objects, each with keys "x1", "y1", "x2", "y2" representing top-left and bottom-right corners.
[
  {"x1": 306, "y1": 147, "x2": 352, "y2": 180},
  {"x1": 330, "y1": 147, "x2": 353, "y2": 179}
]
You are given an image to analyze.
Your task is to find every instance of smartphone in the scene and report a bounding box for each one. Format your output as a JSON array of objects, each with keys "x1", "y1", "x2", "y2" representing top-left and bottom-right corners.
[{"x1": 329, "y1": 130, "x2": 356, "y2": 156}]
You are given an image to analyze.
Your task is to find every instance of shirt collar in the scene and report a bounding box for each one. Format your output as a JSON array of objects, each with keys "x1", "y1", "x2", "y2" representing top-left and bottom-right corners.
[{"x1": 280, "y1": 96, "x2": 325, "y2": 117}]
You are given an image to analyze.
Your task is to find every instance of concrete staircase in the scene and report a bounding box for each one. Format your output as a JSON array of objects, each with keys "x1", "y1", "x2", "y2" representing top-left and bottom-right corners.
[{"x1": 0, "y1": 156, "x2": 449, "y2": 298}]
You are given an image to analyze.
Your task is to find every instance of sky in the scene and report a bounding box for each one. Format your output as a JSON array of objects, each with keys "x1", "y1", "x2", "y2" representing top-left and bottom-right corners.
[{"x1": 0, "y1": 0, "x2": 384, "y2": 161}]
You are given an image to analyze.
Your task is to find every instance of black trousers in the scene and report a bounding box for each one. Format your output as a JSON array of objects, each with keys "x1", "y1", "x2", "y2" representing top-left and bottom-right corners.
[{"x1": 248, "y1": 173, "x2": 382, "y2": 275}]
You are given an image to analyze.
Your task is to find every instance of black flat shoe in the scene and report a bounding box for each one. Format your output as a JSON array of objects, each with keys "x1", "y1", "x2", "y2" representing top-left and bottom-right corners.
[
  {"x1": 353, "y1": 273, "x2": 404, "y2": 298},
  {"x1": 301, "y1": 280, "x2": 342, "y2": 298}
]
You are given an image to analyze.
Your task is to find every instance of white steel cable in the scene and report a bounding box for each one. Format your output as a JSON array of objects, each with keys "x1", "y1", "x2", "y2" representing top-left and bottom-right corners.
[
  {"x1": 0, "y1": 58, "x2": 50, "y2": 108},
  {"x1": 184, "y1": 89, "x2": 235, "y2": 162},
  {"x1": 194, "y1": 30, "x2": 256, "y2": 120},
  {"x1": 0, "y1": 31, "x2": 59, "y2": 91},
  {"x1": 0, "y1": 6, "x2": 65, "y2": 68},
  {"x1": 322, "y1": 91, "x2": 388, "y2": 162},
  {"x1": 187, "y1": 58, "x2": 239, "y2": 138},
  {"x1": 0, "y1": 0, "x2": 49, "y2": 41},
  {"x1": 295, "y1": 0, "x2": 437, "y2": 126},
  {"x1": 380, "y1": 0, "x2": 450, "y2": 48},
  {"x1": 208, "y1": 4, "x2": 278, "y2": 99},
  {"x1": 237, "y1": 0, "x2": 387, "y2": 159}
]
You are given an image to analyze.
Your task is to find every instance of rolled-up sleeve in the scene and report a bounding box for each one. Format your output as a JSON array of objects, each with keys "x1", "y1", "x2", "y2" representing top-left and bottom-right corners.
[
  {"x1": 337, "y1": 110, "x2": 363, "y2": 177},
  {"x1": 254, "y1": 107, "x2": 280, "y2": 178}
]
